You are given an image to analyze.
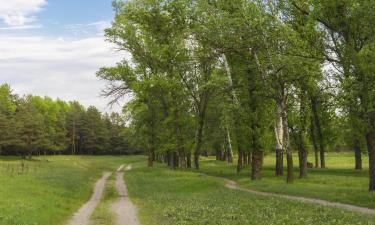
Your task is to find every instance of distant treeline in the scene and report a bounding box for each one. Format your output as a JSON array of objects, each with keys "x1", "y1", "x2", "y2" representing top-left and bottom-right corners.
[{"x1": 0, "y1": 84, "x2": 138, "y2": 158}]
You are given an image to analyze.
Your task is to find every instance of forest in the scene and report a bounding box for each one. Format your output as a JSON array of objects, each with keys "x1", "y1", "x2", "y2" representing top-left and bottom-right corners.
[
  {"x1": 0, "y1": 84, "x2": 135, "y2": 157},
  {"x1": 98, "y1": 0, "x2": 375, "y2": 190}
]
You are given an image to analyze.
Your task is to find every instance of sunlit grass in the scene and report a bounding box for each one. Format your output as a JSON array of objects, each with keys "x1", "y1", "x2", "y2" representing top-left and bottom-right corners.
[
  {"x1": 125, "y1": 161, "x2": 375, "y2": 225},
  {"x1": 0, "y1": 155, "x2": 144, "y2": 225},
  {"x1": 199, "y1": 152, "x2": 375, "y2": 208}
]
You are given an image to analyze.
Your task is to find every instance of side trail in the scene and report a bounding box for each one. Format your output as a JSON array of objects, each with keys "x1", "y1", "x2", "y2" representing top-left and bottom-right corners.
[{"x1": 223, "y1": 177, "x2": 375, "y2": 216}]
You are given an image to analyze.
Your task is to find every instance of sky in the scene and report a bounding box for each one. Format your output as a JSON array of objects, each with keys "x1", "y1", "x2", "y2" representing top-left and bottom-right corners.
[{"x1": 0, "y1": 0, "x2": 126, "y2": 112}]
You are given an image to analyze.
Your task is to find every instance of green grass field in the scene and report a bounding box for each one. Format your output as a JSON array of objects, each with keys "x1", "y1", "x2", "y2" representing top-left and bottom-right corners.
[
  {"x1": 0, "y1": 155, "x2": 143, "y2": 225},
  {"x1": 125, "y1": 159, "x2": 375, "y2": 225},
  {"x1": 1, "y1": 153, "x2": 375, "y2": 225},
  {"x1": 199, "y1": 152, "x2": 375, "y2": 209}
]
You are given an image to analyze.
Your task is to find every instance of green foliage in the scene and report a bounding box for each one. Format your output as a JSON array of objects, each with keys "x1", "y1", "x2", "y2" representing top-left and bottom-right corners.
[{"x1": 0, "y1": 84, "x2": 135, "y2": 157}]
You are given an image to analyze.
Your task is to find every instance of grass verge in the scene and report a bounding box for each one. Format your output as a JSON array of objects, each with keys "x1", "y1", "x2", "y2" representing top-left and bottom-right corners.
[
  {"x1": 199, "y1": 152, "x2": 375, "y2": 209},
  {"x1": 125, "y1": 162, "x2": 375, "y2": 225}
]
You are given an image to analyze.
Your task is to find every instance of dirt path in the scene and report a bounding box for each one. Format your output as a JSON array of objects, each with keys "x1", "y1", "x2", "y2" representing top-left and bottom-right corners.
[
  {"x1": 224, "y1": 178, "x2": 375, "y2": 216},
  {"x1": 112, "y1": 164, "x2": 140, "y2": 225},
  {"x1": 67, "y1": 172, "x2": 112, "y2": 225}
]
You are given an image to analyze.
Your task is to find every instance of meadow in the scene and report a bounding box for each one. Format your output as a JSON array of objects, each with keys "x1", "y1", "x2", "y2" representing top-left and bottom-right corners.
[
  {"x1": 1, "y1": 153, "x2": 375, "y2": 225},
  {"x1": 125, "y1": 153, "x2": 375, "y2": 225},
  {"x1": 199, "y1": 152, "x2": 375, "y2": 208},
  {"x1": 0, "y1": 156, "x2": 142, "y2": 225}
]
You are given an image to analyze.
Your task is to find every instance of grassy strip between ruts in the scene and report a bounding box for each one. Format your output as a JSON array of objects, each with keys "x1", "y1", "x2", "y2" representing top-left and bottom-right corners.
[
  {"x1": 198, "y1": 152, "x2": 375, "y2": 209},
  {"x1": 125, "y1": 161, "x2": 375, "y2": 225},
  {"x1": 90, "y1": 173, "x2": 117, "y2": 225},
  {"x1": 0, "y1": 155, "x2": 144, "y2": 225}
]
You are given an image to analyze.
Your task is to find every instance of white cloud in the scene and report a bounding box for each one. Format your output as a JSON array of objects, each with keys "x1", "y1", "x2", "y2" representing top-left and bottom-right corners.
[
  {"x1": 0, "y1": 34, "x2": 129, "y2": 112},
  {"x1": 0, "y1": 24, "x2": 42, "y2": 30},
  {"x1": 0, "y1": 0, "x2": 46, "y2": 26},
  {"x1": 64, "y1": 21, "x2": 111, "y2": 37}
]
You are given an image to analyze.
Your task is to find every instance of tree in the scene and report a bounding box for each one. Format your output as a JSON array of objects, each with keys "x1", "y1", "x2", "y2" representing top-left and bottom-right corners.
[
  {"x1": 15, "y1": 96, "x2": 45, "y2": 159},
  {"x1": 290, "y1": 0, "x2": 375, "y2": 190},
  {"x1": 81, "y1": 106, "x2": 109, "y2": 154},
  {"x1": 0, "y1": 84, "x2": 17, "y2": 152}
]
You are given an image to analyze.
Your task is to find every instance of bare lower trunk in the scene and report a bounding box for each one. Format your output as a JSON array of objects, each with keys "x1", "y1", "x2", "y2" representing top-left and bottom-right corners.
[
  {"x1": 194, "y1": 130, "x2": 203, "y2": 170},
  {"x1": 366, "y1": 112, "x2": 375, "y2": 191},
  {"x1": 216, "y1": 149, "x2": 220, "y2": 161},
  {"x1": 179, "y1": 151, "x2": 186, "y2": 169},
  {"x1": 243, "y1": 152, "x2": 248, "y2": 165},
  {"x1": 173, "y1": 152, "x2": 179, "y2": 169},
  {"x1": 275, "y1": 148, "x2": 284, "y2": 176},
  {"x1": 251, "y1": 120, "x2": 262, "y2": 180},
  {"x1": 194, "y1": 111, "x2": 206, "y2": 170},
  {"x1": 173, "y1": 108, "x2": 185, "y2": 169},
  {"x1": 354, "y1": 139, "x2": 362, "y2": 170},
  {"x1": 286, "y1": 153, "x2": 293, "y2": 183},
  {"x1": 275, "y1": 102, "x2": 284, "y2": 176},
  {"x1": 251, "y1": 150, "x2": 262, "y2": 180},
  {"x1": 283, "y1": 110, "x2": 293, "y2": 183},
  {"x1": 311, "y1": 97, "x2": 325, "y2": 168},
  {"x1": 237, "y1": 145, "x2": 243, "y2": 173},
  {"x1": 148, "y1": 149, "x2": 155, "y2": 167},
  {"x1": 298, "y1": 148, "x2": 308, "y2": 178},
  {"x1": 186, "y1": 153, "x2": 192, "y2": 169},
  {"x1": 310, "y1": 118, "x2": 319, "y2": 168},
  {"x1": 298, "y1": 91, "x2": 308, "y2": 178},
  {"x1": 320, "y1": 146, "x2": 325, "y2": 168},
  {"x1": 367, "y1": 131, "x2": 375, "y2": 191},
  {"x1": 167, "y1": 151, "x2": 173, "y2": 168},
  {"x1": 226, "y1": 128, "x2": 234, "y2": 163}
]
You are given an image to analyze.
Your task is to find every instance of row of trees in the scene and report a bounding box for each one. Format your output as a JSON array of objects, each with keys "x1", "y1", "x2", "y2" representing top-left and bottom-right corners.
[
  {"x1": 99, "y1": 0, "x2": 375, "y2": 190},
  {"x1": 0, "y1": 84, "x2": 135, "y2": 158}
]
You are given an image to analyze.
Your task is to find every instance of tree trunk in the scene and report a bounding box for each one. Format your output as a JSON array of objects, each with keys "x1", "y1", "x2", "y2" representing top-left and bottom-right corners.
[
  {"x1": 354, "y1": 139, "x2": 362, "y2": 170},
  {"x1": 173, "y1": 109, "x2": 185, "y2": 169},
  {"x1": 186, "y1": 153, "x2": 192, "y2": 169},
  {"x1": 251, "y1": 126, "x2": 262, "y2": 180},
  {"x1": 172, "y1": 152, "x2": 179, "y2": 169},
  {"x1": 310, "y1": 117, "x2": 319, "y2": 168},
  {"x1": 148, "y1": 150, "x2": 155, "y2": 167},
  {"x1": 311, "y1": 97, "x2": 325, "y2": 168},
  {"x1": 366, "y1": 131, "x2": 375, "y2": 191},
  {"x1": 226, "y1": 127, "x2": 234, "y2": 163},
  {"x1": 298, "y1": 91, "x2": 308, "y2": 178},
  {"x1": 216, "y1": 149, "x2": 220, "y2": 161},
  {"x1": 179, "y1": 151, "x2": 186, "y2": 169},
  {"x1": 283, "y1": 109, "x2": 293, "y2": 183},
  {"x1": 298, "y1": 147, "x2": 308, "y2": 178},
  {"x1": 237, "y1": 145, "x2": 243, "y2": 173},
  {"x1": 275, "y1": 102, "x2": 284, "y2": 176},
  {"x1": 194, "y1": 149, "x2": 200, "y2": 170},
  {"x1": 243, "y1": 152, "x2": 247, "y2": 165},
  {"x1": 251, "y1": 150, "x2": 262, "y2": 180},
  {"x1": 167, "y1": 151, "x2": 173, "y2": 168},
  {"x1": 193, "y1": 103, "x2": 207, "y2": 170},
  {"x1": 366, "y1": 112, "x2": 375, "y2": 191}
]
